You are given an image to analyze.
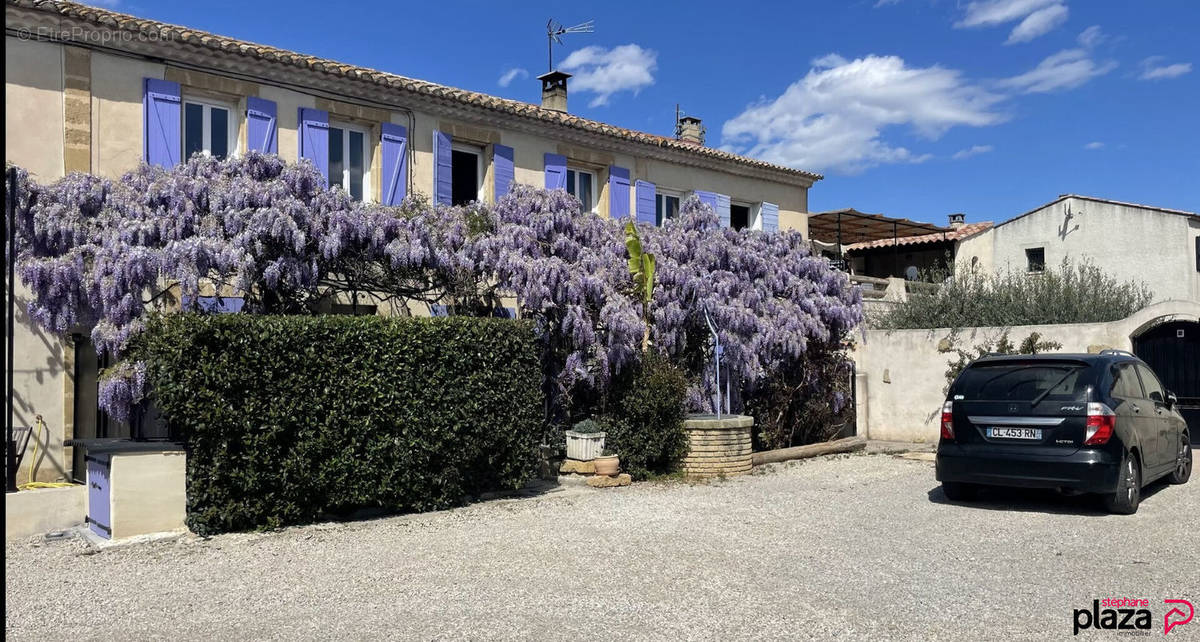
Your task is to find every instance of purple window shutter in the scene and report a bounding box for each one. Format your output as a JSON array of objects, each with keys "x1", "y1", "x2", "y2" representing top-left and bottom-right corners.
[
  {"x1": 381, "y1": 123, "x2": 408, "y2": 206},
  {"x1": 493, "y1": 144, "x2": 515, "y2": 200},
  {"x1": 716, "y1": 193, "x2": 731, "y2": 227},
  {"x1": 298, "y1": 108, "x2": 329, "y2": 183},
  {"x1": 609, "y1": 166, "x2": 631, "y2": 219},
  {"x1": 635, "y1": 180, "x2": 656, "y2": 226},
  {"x1": 245, "y1": 97, "x2": 277, "y2": 154},
  {"x1": 694, "y1": 191, "x2": 718, "y2": 212},
  {"x1": 760, "y1": 202, "x2": 779, "y2": 231},
  {"x1": 544, "y1": 153, "x2": 567, "y2": 190},
  {"x1": 433, "y1": 130, "x2": 452, "y2": 206},
  {"x1": 143, "y1": 78, "x2": 181, "y2": 167},
  {"x1": 182, "y1": 295, "x2": 245, "y2": 314}
]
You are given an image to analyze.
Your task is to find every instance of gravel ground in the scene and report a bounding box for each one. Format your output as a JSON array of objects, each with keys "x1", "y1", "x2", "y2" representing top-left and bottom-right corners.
[{"x1": 6, "y1": 453, "x2": 1198, "y2": 640}]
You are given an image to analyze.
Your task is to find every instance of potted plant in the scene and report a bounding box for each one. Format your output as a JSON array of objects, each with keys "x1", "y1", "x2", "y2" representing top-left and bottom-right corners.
[
  {"x1": 593, "y1": 449, "x2": 620, "y2": 476},
  {"x1": 565, "y1": 419, "x2": 606, "y2": 461}
]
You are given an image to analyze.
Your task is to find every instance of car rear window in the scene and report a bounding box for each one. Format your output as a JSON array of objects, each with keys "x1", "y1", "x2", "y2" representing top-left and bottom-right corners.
[{"x1": 954, "y1": 362, "x2": 1090, "y2": 402}]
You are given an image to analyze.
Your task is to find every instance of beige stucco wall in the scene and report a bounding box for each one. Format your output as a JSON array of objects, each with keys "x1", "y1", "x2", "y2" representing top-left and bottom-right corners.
[
  {"x1": 956, "y1": 197, "x2": 1200, "y2": 303},
  {"x1": 852, "y1": 300, "x2": 1200, "y2": 442},
  {"x1": 91, "y1": 51, "x2": 164, "y2": 178},
  {"x1": 5, "y1": 36, "x2": 64, "y2": 180},
  {"x1": 5, "y1": 484, "x2": 85, "y2": 541},
  {"x1": 107, "y1": 451, "x2": 188, "y2": 540}
]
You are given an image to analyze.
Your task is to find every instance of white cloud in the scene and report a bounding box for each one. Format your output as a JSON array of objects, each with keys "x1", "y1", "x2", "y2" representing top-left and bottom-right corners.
[
  {"x1": 953, "y1": 144, "x2": 995, "y2": 159},
  {"x1": 999, "y1": 48, "x2": 1116, "y2": 93},
  {"x1": 956, "y1": 0, "x2": 1068, "y2": 44},
  {"x1": 874, "y1": 0, "x2": 902, "y2": 7},
  {"x1": 1083, "y1": 141, "x2": 1104, "y2": 150},
  {"x1": 1005, "y1": 4, "x2": 1069, "y2": 44},
  {"x1": 720, "y1": 54, "x2": 1005, "y2": 174},
  {"x1": 497, "y1": 67, "x2": 528, "y2": 88},
  {"x1": 560, "y1": 44, "x2": 657, "y2": 107},
  {"x1": 1076, "y1": 25, "x2": 1105, "y2": 48},
  {"x1": 1139, "y1": 57, "x2": 1192, "y2": 81}
]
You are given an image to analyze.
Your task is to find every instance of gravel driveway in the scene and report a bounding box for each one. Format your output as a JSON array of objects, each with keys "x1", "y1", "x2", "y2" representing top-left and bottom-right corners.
[{"x1": 7, "y1": 453, "x2": 1198, "y2": 640}]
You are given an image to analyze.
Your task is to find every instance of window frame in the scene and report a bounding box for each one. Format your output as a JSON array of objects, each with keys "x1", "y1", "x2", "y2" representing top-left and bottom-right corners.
[
  {"x1": 730, "y1": 200, "x2": 757, "y2": 231},
  {"x1": 1025, "y1": 246, "x2": 1046, "y2": 274},
  {"x1": 450, "y1": 141, "x2": 485, "y2": 205},
  {"x1": 328, "y1": 120, "x2": 372, "y2": 203},
  {"x1": 1110, "y1": 363, "x2": 1145, "y2": 400},
  {"x1": 566, "y1": 166, "x2": 597, "y2": 213},
  {"x1": 182, "y1": 96, "x2": 237, "y2": 161},
  {"x1": 655, "y1": 188, "x2": 682, "y2": 227},
  {"x1": 1134, "y1": 364, "x2": 1166, "y2": 403}
]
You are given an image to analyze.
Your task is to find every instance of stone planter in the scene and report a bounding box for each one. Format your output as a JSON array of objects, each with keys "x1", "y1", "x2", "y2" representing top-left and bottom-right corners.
[
  {"x1": 593, "y1": 454, "x2": 620, "y2": 476},
  {"x1": 564, "y1": 430, "x2": 606, "y2": 461},
  {"x1": 681, "y1": 414, "x2": 754, "y2": 478}
]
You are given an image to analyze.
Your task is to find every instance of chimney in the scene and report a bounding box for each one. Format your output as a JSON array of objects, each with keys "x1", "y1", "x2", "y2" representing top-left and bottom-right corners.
[
  {"x1": 948, "y1": 213, "x2": 965, "y2": 229},
  {"x1": 537, "y1": 70, "x2": 571, "y2": 113},
  {"x1": 676, "y1": 115, "x2": 705, "y2": 145}
]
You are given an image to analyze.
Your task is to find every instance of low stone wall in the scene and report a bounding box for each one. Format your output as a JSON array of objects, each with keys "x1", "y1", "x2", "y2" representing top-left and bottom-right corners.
[
  {"x1": 852, "y1": 300, "x2": 1200, "y2": 443},
  {"x1": 6, "y1": 484, "x2": 85, "y2": 541},
  {"x1": 681, "y1": 415, "x2": 753, "y2": 478}
]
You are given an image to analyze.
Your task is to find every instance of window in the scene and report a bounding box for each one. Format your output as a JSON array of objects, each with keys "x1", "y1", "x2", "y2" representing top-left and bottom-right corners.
[
  {"x1": 1025, "y1": 247, "x2": 1045, "y2": 273},
  {"x1": 655, "y1": 192, "x2": 680, "y2": 226},
  {"x1": 450, "y1": 143, "x2": 483, "y2": 206},
  {"x1": 566, "y1": 168, "x2": 595, "y2": 212},
  {"x1": 1135, "y1": 365, "x2": 1165, "y2": 403},
  {"x1": 183, "y1": 99, "x2": 234, "y2": 160},
  {"x1": 329, "y1": 122, "x2": 370, "y2": 201},
  {"x1": 1111, "y1": 364, "x2": 1144, "y2": 399},
  {"x1": 954, "y1": 362, "x2": 1089, "y2": 402},
  {"x1": 730, "y1": 203, "x2": 751, "y2": 231}
]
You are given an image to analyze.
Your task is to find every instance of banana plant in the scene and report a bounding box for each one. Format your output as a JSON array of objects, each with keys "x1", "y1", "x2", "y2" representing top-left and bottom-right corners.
[{"x1": 624, "y1": 219, "x2": 656, "y2": 353}]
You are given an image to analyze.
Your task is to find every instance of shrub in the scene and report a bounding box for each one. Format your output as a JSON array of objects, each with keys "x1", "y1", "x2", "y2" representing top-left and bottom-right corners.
[
  {"x1": 129, "y1": 314, "x2": 542, "y2": 535},
  {"x1": 871, "y1": 259, "x2": 1153, "y2": 330},
  {"x1": 570, "y1": 419, "x2": 605, "y2": 434},
  {"x1": 745, "y1": 341, "x2": 856, "y2": 450},
  {"x1": 600, "y1": 354, "x2": 689, "y2": 479}
]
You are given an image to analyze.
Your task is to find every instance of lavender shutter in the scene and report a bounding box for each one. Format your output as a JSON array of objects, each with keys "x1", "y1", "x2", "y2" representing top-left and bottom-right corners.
[
  {"x1": 381, "y1": 123, "x2": 408, "y2": 206},
  {"x1": 245, "y1": 97, "x2": 277, "y2": 154},
  {"x1": 760, "y1": 202, "x2": 779, "y2": 231},
  {"x1": 635, "y1": 180, "x2": 656, "y2": 225},
  {"x1": 433, "y1": 130, "x2": 453, "y2": 205},
  {"x1": 298, "y1": 108, "x2": 329, "y2": 183},
  {"x1": 544, "y1": 153, "x2": 567, "y2": 190},
  {"x1": 493, "y1": 144, "x2": 514, "y2": 200},
  {"x1": 608, "y1": 166, "x2": 630, "y2": 218},
  {"x1": 143, "y1": 78, "x2": 181, "y2": 167},
  {"x1": 715, "y1": 193, "x2": 732, "y2": 228},
  {"x1": 694, "y1": 190, "x2": 718, "y2": 213}
]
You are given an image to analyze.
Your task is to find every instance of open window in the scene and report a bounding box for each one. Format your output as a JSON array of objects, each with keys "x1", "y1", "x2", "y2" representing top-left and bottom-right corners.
[
  {"x1": 730, "y1": 202, "x2": 752, "y2": 231},
  {"x1": 1025, "y1": 247, "x2": 1046, "y2": 273},
  {"x1": 655, "y1": 190, "x2": 680, "y2": 226},
  {"x1": 329, "y1": 121, "x2": 371, "y2": 202},
  {"x1": 183, "y1": 97, "x2": 235, "y2": 161},
  {"x1": 566, "y1": 168, "x2": 596, "y2": 212},
  {"x1": 451, "y1": 142, "x2": 484, "y2": 206}
]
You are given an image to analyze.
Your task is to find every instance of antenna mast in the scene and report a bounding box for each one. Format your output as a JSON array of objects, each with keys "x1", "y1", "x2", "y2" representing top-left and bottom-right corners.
[{"x1": 546, "y1": 19, "x2": 594, "y2": 71}]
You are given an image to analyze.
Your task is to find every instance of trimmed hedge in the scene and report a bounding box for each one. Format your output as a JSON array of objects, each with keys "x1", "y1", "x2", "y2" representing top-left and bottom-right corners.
[
  {"x1": 132, "y1": 314, "x2": 543, "y2": 535},
  {"x1": 601, "y1": 354, "x2": 689, "y2": 480}
]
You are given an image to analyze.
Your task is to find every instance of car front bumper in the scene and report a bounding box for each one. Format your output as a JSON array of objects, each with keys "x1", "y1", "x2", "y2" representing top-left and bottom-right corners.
[{"x1": 936, "y1": 444, "x2": 1122, "y2": 493}]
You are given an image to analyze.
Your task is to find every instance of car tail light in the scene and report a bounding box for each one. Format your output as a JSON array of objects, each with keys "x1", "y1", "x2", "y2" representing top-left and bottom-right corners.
[
  {"x1": 1084, "y1": 402, "x2": 1115, "y2": 445},
  {"x1": 941, "y1": 401, "x2": 954, "y2": 439}
]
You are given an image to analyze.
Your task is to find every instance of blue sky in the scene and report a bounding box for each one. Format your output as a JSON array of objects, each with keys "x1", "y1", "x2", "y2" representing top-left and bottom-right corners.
[{"x1": 106, "y1": 0, "x2": 1198, "y2": 225}]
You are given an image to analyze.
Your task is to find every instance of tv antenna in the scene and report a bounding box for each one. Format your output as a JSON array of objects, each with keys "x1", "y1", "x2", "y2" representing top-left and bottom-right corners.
[{"x1": 546, "y1": 19, "x2": 594, "y2": 71}]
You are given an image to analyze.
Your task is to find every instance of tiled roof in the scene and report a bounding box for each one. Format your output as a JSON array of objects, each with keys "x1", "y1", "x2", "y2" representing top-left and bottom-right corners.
[
  {"x1": 8, "y1": 0, "x2": 822, "y2": 183},
  {"x1": 845, "y1": 221, "x2": 993, "y2": 251}
]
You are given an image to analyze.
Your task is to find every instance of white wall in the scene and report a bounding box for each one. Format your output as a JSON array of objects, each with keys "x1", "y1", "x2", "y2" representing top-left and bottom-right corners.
[
  {"x1": 852, "y1": 300, "x2": 1200, "y2": 442},
  {"x1": 956, "y1": 197, "x2": 1200, "y2": 303}
]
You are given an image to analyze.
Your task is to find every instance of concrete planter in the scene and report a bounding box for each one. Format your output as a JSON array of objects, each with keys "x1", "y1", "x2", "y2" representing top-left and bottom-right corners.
[
  {"x1": 564, "y1": 431, "x2": 606, "y2": 461},
  {"x1": 681, "y1": 414, "x2": 754, "y2": 478}
]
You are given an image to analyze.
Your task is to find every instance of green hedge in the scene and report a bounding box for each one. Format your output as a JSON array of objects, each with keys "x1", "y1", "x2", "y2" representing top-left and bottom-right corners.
[
  {"x1": 132, "y1": 314, "x2": 543, "y2": 535},
  {"x1": 601, "y1": 354, "x2": 689, "y2": 479}
]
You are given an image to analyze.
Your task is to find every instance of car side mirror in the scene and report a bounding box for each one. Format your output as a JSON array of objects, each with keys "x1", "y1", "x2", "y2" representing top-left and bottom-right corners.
[{"x1": 1165, "y1": 391, "x2": 1177, "y2": 408}]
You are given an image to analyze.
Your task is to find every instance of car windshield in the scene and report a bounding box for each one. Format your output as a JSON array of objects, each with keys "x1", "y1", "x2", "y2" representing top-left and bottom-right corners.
[{"x1": 955, "y1": 362, "x2": 1090, "y2": 402}]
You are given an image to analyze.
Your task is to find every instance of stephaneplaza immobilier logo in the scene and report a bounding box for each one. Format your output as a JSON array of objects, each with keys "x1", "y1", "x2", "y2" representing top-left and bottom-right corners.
[{"x1": 1072, "y1": 597, "x2": 1193, "y2": 635}]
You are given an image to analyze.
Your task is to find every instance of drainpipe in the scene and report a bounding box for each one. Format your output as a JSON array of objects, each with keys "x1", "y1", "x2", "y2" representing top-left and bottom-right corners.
[{"x1": 6, "y1": 169, "x2": 17, "y2": 491}]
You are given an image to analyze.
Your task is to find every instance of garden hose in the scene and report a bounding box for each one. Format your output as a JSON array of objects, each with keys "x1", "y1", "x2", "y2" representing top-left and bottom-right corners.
[{"x1": 18, "y1": 415, "x2": 75, "y2": 490}]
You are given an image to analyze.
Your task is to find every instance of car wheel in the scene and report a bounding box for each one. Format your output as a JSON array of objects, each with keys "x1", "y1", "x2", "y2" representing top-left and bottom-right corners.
[
  {"x1": 941, "y1": 481, "x2": 979, "y2": 501},
  {"x1": 1168, "y1": 435, "x2": 1192, "y2": 485},
  {"x1": 1104, "y1": 451, "x2": 1141, "y2": 515}
]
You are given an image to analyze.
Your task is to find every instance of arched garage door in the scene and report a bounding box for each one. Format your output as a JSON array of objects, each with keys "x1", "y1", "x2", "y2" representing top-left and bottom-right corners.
[{"x1": 1134, "y1": 320, "x2": 1199, "y2": 444}]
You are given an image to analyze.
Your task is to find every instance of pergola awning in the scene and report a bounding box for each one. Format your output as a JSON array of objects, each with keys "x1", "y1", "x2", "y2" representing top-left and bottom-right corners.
[{"x1": 808, "y1": 208, "x2": 949, "y2": 246}]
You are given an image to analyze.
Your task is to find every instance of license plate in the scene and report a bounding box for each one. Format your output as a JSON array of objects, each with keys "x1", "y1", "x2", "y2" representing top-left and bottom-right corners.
[{"x1": 988, "y1": 427, "x2": 1042, "y2": 440}]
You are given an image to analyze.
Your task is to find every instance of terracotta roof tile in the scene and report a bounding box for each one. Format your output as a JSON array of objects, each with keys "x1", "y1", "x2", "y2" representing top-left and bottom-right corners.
[
  {"x1": 9, "y1": 0, "x2": 821, "y2": 183},
  {"x1": 844, "y1": 221, "x2": 993, "y2": 251}
]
